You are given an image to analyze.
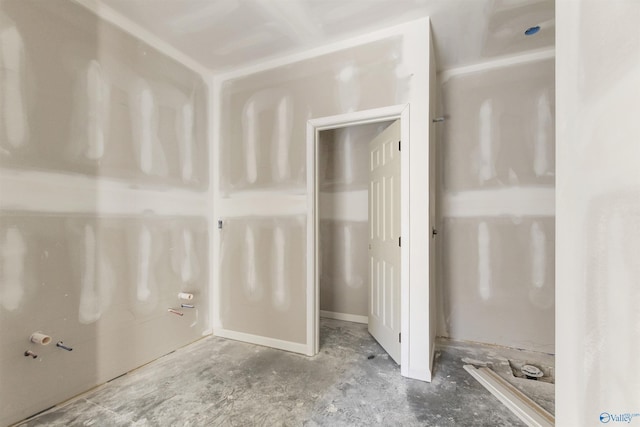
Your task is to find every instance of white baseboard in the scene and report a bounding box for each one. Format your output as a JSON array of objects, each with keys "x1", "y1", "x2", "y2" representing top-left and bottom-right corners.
[
  {"x1": 320, "y1": 310, "x2": 368, "y2": 324},
  {"x1": 213, "y1": 328, "x2": 308, "y2": 355}
]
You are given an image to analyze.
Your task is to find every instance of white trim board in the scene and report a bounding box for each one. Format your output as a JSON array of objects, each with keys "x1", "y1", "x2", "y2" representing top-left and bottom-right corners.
[
  {"x1": 464, "y1": 365, "x2": 555, "y2": 427},
  {"x1": 213, "y1": 328, "x2": 308, "y2": 355},
  {"x1": 320, "y1": 311, "x2": 368, "y2": 325}
]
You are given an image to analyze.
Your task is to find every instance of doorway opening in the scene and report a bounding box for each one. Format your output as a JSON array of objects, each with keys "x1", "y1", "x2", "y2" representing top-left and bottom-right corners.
[{"x1": 306, "y1": 105, "x2": 410, "y2": 371}]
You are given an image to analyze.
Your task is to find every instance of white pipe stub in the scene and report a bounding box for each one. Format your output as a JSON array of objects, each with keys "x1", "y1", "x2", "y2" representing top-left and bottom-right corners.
[
  {"x1": 30, "y1": 332, "x2": 52, "y2": 345},
  {"x1": 178, "y1": 292, "x2": 194, "y2": 300}
]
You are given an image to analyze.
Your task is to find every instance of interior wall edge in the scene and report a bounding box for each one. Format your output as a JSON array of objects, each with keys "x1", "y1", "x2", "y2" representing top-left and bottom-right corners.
[
  {"x1": 438, "y1": 47, "x2": 555, "y2": 83},
  {"x1": 210, "y1": 72, "x2": 222, "y2": 337},
  {"x1": 442, "y1": 187, "x2": 555, "y2": 217},
  {"x1": 207, "y1": 72, "x2": 216, "y2": 334},
  {"x1": 73, "y1": 0, "x2": 214, "y2": 77}
]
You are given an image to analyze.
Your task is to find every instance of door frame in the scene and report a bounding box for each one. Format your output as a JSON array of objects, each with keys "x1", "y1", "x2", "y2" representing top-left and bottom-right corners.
[{"x1": 306, "y1": 104, "x2": 410, "y2": 375}]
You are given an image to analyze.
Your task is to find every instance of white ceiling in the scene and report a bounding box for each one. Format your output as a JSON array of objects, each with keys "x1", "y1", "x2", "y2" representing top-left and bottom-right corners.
[{"x1": 99, "y1": 0, "x2": 555, "y2": 73}]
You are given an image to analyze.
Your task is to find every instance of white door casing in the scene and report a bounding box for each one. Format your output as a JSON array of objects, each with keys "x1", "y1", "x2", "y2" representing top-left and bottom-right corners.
[
  {"x1": 368, "y1": 119, "x2": 401, "y2": 364},
  {"x1": 308, "y1": 104, "x2": 427, "y2": 380}
]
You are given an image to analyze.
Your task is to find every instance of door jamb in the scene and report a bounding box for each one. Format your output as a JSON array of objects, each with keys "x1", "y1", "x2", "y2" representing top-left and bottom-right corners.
[{"x1": 306, "y1": 104, "x2": 410, "y2": 374}]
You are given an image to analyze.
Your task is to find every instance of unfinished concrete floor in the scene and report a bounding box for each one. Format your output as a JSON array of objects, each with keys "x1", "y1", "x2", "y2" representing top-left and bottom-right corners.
[{"x1": 17, "y1": 319, "x2": 553, "y2": 426}]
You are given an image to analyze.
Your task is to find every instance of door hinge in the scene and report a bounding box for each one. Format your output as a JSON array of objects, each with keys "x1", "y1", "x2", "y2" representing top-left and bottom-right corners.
[
  {"x1": 398, "y1": 236, "x2": 401, "y2": 247},
  {"x1": 218, "y1": 219, "x2": 223, "y2": 230},
  {"x1": 399, "y1": 333, "x2": 401, "y2": 343},
  {"x1": 398, "y1": 140, "x2": 401, "y2": 151}
]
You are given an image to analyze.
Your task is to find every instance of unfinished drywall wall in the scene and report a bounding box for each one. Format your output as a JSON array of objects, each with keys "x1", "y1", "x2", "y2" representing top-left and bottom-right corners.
[
  {"x1": 438, "y1": 56, "x2": 555, "y2": 353},
  {"x1": 218, "y1": 216, "x2": 306, "y2": 344},
  {"x1": 556, "y1": 1, "x2": 640, "y2": 425},
  {"x1": 0, "y1": 0, "x2": 208, "y2": 189},
  {"x1": 214, "y1": 19, "x2": 434, "y2": 380},
  {"x1": 0, "y1": 214, "x2": 209, "y2": 425},
  {"x1": 218, "y1": 37, "x2": 407, "y2": 195},
  {"x1": 317, "y1": 122, "x2": 392, "y2": 321},
  {"x1": 319, "y1": 220, "x2": 368, "y2": 320},
  {"x1": 0, "y1": 1, "x2": 210, "y2": 425}
]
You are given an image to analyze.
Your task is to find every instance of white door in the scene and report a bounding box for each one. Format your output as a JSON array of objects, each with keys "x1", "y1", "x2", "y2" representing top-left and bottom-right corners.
[{"x1": 368, "y1": 119, "x2": 401, "y2": 364}]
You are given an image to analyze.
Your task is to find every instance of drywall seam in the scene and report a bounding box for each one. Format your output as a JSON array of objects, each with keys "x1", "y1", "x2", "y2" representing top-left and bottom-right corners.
[
  {"x1": 534, "y1": 91, "x2": 553, "y2": 177},
  {"x1": 213, "y1": 17, "x2": 429, "y2": 82},
  {"x1": 442, "y1": 187, "x2": 555, "y2": 217},
  {"x1": 217, "y1": 195, "x2": 306, "y2": 217},
  {"x1": 214, "y1": 328, "x2": 307, "y2": 354},
  {"x1": 319, "y1": 310, "x2": 367, "y2": 324},
  {"x1": 0, "y1": 228, "x2": 26, "y2": 311},
  {"x1": 438, "y1": 47, "x2": 555, "y2": 83},
  {"x1": 72, "y1": 0, "x2": 212, "y2": 76},
  {"x1": 477, "y1": 222, "x2": 492, "y2": 301},
  {"x1": 478, "y1": 99, "x2": 496, "y2": 183},
  {"x1": 530, "y1": 221, "x2": 546, "y2": 289},
  {"x1": 129, "y1": 78, "x2": 167, "y2": 176},
  {"x1": 176, "y1": 99, "x2": 195, "y2": 182},
  {"x1": 240, "y1": 89, "x2": 294, "y2": 184},
  {"x1": 272, "y1": 225, "x2": 290, "y2": 311},
  {"x1": 0, "y1": 169, "x2": 208, "y2": 215},
  {"x1": 79, "y1": 60, "x2": 110, "y2": 160},
  {"x1": 78, "y1": 224, "x2": 115, "y2": 323},
  {"x1": 1, "y1": 25, "x2": 29, "y2": 150},
  {"x1": 242, "y1": 225, "x2": 263, "y2": 301}
]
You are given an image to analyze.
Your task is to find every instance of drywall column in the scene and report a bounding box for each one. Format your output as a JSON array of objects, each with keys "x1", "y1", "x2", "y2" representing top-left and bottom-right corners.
[
  {"x1": 0, "y1": 1, "x2": 212, "y2": 425},
  {"x1": 556, "y1": 1, "x2": 640, "y2": 425},
  {"x1": 214, "y1": 18, "x2": 434, "y2": 380}
]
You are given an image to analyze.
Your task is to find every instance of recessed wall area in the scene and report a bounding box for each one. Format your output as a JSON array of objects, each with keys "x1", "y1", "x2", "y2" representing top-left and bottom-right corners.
[
  {"x1": 317, "y1": 122, "x2": 393, "y2": 324},
  {"x1": 437, "y1": 55, "x2": 556, "y2": 354}
]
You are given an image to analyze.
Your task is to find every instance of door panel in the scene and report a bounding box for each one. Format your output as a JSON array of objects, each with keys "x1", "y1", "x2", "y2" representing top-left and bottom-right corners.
[{"x1": 369, "y1": 120, "x2": 401, "y2": 364}]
